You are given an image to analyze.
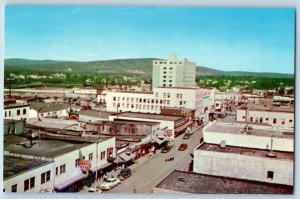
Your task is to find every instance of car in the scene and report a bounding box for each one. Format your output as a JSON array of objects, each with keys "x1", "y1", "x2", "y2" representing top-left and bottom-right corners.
[
  {"x1": 100, "y1": 177, "x2": 121, "y2": 190},
  {"x1": 183, "y1": 133, "x2": 192, "y2": 139},
  {"x1": 178, "y1": 143, "x2": 188, "y2": 151},
  {"x1": 161, "y1": 146, "x2": 172, "y2": 153},
  {"x1": 88, "y1": 188, "x2": 102, "y2": 193},
  {"x1": 117, "y1": 167, "x2": 132, "y2": 180}
]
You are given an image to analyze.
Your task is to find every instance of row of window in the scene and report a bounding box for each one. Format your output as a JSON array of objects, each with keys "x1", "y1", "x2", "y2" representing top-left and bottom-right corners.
[
  {"x1": 40, "y1": 110, "x2": 63, "y2": 117},
  {"x1": 247, "y1": 117, "x2": 293, "y2": 124},
  {"x1": 4, "y1": 108, "x2": 27, "y2": 117},
  {"x1": 55, "y1": 164, "x2": 66, "y2": 176},
  {"x1": 11, "y1": 170, "x2": 51, "y2": 192},
  {"x1": 74, "y1": 148, "x2": 113, "y2": 167},
  {"x1": 155, "y1": 61, "x2": 182, "y2": 65}
]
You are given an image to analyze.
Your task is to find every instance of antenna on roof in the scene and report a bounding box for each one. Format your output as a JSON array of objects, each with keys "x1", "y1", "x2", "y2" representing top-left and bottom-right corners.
[{"x1": 266, "y1": 137, "x2": 277, "y2": 158}]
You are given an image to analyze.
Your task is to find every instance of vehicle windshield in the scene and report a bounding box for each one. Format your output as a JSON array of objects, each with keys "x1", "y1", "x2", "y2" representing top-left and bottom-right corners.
[{"x1": 106, "y1": 179, "x2": 115, "y2": 182}]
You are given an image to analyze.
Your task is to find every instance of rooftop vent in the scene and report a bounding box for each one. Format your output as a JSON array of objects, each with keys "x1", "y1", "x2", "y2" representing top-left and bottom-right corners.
[
  {"x1": 178, "y1": 177, "x2": 186, "y2": 182},
  {"x1": 266, "y1": 138, "x2": 277, "y2": 158},
  {"x1": 220, "y1": 140, "x2": 226, "y2": 148}
]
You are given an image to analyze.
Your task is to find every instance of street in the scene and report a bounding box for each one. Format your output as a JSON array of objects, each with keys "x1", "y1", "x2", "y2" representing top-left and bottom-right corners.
[{"x1": 104, "y1": 126, "x2": 203, "y2": 193}]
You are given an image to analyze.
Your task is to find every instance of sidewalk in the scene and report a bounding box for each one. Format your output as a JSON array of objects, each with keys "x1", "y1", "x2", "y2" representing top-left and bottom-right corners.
[{"x1": 80, "y1": 152, "x2": 155, "y2": 192}]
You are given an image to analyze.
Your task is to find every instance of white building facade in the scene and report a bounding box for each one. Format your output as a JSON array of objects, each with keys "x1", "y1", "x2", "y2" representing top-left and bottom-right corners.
[
  {"x1": 152, "y1": 53, "x2": 196, "y2": 88},
  {"x1": 105, "y1": 87, "x2": 208, "y2": 118},
  {"x1": 4, "y1": 104, "x2": 30, "y2": 121},
  {"x1": 236, "y1": 107, "x2": 294, "y2": 129}
]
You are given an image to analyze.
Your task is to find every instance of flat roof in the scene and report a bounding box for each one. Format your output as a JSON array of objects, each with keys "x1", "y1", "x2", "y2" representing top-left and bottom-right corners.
[
  {"x1": 155, "y1": 170, "x2": 293, "y2": 194},
  {"x1": 198, "y1": 143, "x2": 293, "y2": 160},
  {"x1": 4, "y1": 135, "x2": 92, "y2": 158},
  {"x1": 29, "y1": 102, "x2": 69, "y2": 113},
  {"x1": 107, "y1": 90, "x2": 153, "y2": 94},
  {"x1": 238, "y1": 104, "x2": 294, "y2": 113},
  {"x1": 4, "y1": 156, "x2": 53, "y2": 180},
  {"x1": 111, "y1": 119, "x2": 160, "y2": 126},
  {"x1": 77, "y1": 110, "x2": 116, "y2": 119},
  {"x1": 205, "y1": 122, "x2": 294, "y2": 139},
  {"x1": 4, "y1": 103, "x2": 30, "y2": 109},
  {"x1": 114, "y1": 112, "x2": 184, "y2": 121}
]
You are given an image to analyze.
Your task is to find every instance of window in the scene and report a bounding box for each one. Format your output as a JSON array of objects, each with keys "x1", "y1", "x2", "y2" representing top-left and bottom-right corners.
[
  {"x1": 17, "y1": 109, "x2": 20, "y2": 116},
  {"x1": 163, "y1": 84, "x2": 166, "y2": 87},
  {"x1": 41, "y1": 172, "x2": 46, "y2": 184},
  {"x1": 88, "y1": 153, "x2": 93, "y2": 160},
  {"x1": 75, "y1": 159, "x2": 80, "y2": 167},
  {"x1": 250, "y1": 117, "x2": 253, "y2": 122},
  {"x1": 169, "y1": 84, "x2": 172, "y2": 87},
  {"x1": 273, "y1": 118, "x2": 277, "y2": 124},
  {"x1": 9, "y1": 111, "x2": 11, "y2": 117},
  {"x1": 46, "y1": 171, "x2": 51, "y2": 182},
  {"x1": 24, "y1": 177, "x2": 35, "y2": 191},
  {"x1": 260, "y1": 118, "x2": 263, "y2": 123},
  {"x1": 24, "y1": 179, "x2": 29, "y2": 191},
  {"x1": 11, "y1": 184, "x2": 17, "y2": 192},
  {"x1": 289, "y1": 119, "x2": 293, "y2": 123},
  {"x1": 101, "y1": 151, "x2": 106, "y2": 160},
  {"x1": 282, "y1": 120, "x2": 285, "y2": 125},
  {"x1": 113, "y1": 97, "x2": 116, "y2": 101},
  {"x1": 266, "y1": 118, "x2": 269, "y2": 121},
  {"x1": 107, "y1": 147, "x2": 113, "y2": 157},
  {"x1": 267, "y1": 171, "x2": 274, "y2": 179},
  {"x1": 5, "y1": 111, "x2": 7, "y2": 117},
  {"x1": 242, "y1": 116, "x2": 245, "y2": 119},
  {"x1": 30, "y1": 177, "x2": 35, "y2": 189},
  {"x1": 23, "y1": 109, "x2": 26, "y2": 115},
  {"x1": 60, "y1": 164, "x2": 66, "y2": 174},
  {"x1": 41, "y1": 171, "x2": 51, "y2": 184},
  {"x1": 56, "y1": 167, "x2": 58, "y2": 176},
  {"x1": 47, "y1": 112, "x2": 50, "y2": 116}
]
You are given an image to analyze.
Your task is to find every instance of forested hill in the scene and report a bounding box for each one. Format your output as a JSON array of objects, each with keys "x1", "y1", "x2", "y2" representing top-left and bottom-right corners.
[{"x1": 4, "y1": 58, "x2": 294, "y2": 78}]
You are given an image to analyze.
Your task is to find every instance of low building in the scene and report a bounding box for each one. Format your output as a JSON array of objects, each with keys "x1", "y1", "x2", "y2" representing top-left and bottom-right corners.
[
  {"x1": 4, "y1": 134, "x2": 115, "y2": 192},
  {"x1": 4, "y1": 119, "x2": 25, "y2": 135},
  {"x1": 203, "y1": 122, "x2": 294, "y2": 152},
  {"x1": 236, "y1": 104, "x2": 294, "y2": 129},
  {"x1": 109, "y1": 112, "x2": 191, "y2": 139},
  {"x1": 4, "y1": 156, "x2": 54, "y2": 193},
  {"x1": 29, "y1": 102, "x2": 69, "y2": 119},
  {"x1": 4, "y1": 102, "x2": 30, "y2": 121},
  {"x1": 193, "y1": 143, "x2": 293, "y2": 186},
  {"x1": 76, "y1": 110, "x2": 116, "y2": 123},
  {"x1": 153, "y1": 170, "x2": 293, "y2": 194}
]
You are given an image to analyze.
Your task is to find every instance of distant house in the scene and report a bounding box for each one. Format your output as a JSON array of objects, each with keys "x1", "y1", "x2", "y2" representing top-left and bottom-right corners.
[{"x1": 29, "y1": 102, "x2": 70, "y2": 119}]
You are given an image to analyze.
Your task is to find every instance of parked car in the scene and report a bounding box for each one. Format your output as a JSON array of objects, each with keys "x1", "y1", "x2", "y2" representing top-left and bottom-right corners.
[
  {"x1": 100, "y1": 177, "x2": 121, "y2": 190},
  {"x1": 178, "y1": 143, "x2": 188, "y2": 151},
  {"x1": 88, "y1": 188, "x2": 102, "y2": 193},
  {"x1": 117, "y1": 167, "x2": 132, "y2": 180},
  {"x1": 161, "y1": 146, "x2": 172, "y2": 153},
  {"x1": 183, "y1": 133, "x2": 192, "y2": 139}
]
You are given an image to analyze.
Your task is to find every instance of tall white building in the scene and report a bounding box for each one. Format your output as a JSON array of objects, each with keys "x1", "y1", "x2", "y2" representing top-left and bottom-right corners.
[
  {"x1": 152, "y1": 53, "x2": 196, "y2": 88},
  {"x1": 105, "y1": 87, "x2": 208, "y2": 118}
]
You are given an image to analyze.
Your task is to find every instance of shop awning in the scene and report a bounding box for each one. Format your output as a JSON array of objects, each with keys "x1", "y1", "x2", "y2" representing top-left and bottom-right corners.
[
  {"x1": 153, "y1": 135, "x2": 170, "y2": 145},
  {"x1": 117, "y1": 152, "x2": 135, "y2": 163},
  {"x1": 55, "y1": 167, "x2": 88, "y2": 191}
]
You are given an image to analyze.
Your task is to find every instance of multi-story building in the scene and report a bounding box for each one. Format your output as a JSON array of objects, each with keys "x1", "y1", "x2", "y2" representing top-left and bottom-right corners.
[
  {"x1": 4, "y1": 156, "x2": 54, "y2": 193},
  {"x1": 236, "y1": 104, "x2": 294, "y2": 129},
  {"x1": 193, "y1": 122, "x2": 294, "y2": 186},
  {"x1": 105, "y1": 87, "x2": 208, "y2": 119},
  {"x1": 4, "y1": 102, "x2": 30, "y2": 121},
  {"x1": 152, "y1": 53, "x2": 196, "y2": 88},
  {"x1": 4, "y1": 134, "x2": 116, "y2": 192}
]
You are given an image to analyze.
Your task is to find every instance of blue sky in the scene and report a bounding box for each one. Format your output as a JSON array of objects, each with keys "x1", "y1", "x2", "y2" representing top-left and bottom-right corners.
[{"x1": 5, "y1": 6, "x2": 295, "y2": 74}]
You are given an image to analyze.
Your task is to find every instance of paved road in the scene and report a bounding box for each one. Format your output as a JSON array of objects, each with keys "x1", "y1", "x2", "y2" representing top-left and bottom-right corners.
[{"x1": 105, "y1": 126, "x2": 203, "y2": 193}]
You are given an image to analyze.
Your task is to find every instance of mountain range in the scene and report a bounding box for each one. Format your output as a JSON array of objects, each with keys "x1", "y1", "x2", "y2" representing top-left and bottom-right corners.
[{"x1": 4, "y1": 58, "x2": 294, "y2": 78}]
